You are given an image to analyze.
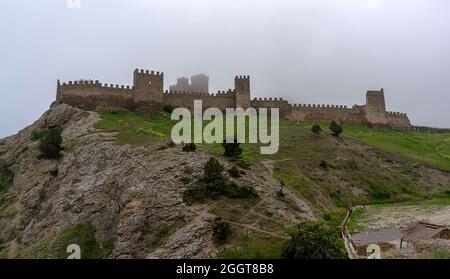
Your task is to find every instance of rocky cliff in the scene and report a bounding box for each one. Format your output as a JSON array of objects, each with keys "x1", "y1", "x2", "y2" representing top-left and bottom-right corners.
[{"x1": 0, "y1": 104, "x2": 313, "y2": 259}]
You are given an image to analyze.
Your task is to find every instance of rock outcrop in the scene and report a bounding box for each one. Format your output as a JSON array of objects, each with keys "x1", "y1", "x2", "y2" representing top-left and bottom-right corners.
[{"x1": 0, "y1": 104, "x2": 314, "y2": 259}]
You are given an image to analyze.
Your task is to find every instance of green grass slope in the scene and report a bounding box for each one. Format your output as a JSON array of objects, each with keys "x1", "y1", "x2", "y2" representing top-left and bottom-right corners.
[
  {"x1": 95, "y1": 111, "x2": 450, "y2": 210},
  {"x1": 343, "y1": 124, "x2": 450, "y2": 171}
]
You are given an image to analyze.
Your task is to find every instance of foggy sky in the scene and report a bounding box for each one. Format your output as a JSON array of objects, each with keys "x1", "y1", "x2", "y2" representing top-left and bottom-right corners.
[{"x1": 1, "y1": 0, "x2": 450, "y2": 138}]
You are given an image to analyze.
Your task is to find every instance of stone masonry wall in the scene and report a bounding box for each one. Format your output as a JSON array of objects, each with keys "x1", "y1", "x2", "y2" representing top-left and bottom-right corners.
[{"x1": 56, "y1": 69, "x2": 412, "y2": 128}]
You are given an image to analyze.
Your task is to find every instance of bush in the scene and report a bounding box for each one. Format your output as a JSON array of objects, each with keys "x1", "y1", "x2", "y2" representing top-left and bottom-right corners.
[
  {"x1": 329, "y1": 121, "x2": 343, "y2": 137},
  {"x1": 204, "y1": 157, "x2": 224, "y2": 182},
  {"x1": 182, "y1": 143, "x2": 197, "y2": 152},
  {"x1": 0, "y1": 164, "x2": 14, "y2": 194},
  {"x1": 38, "y1": 126, "x2": 63, "y2": 159},
  {"x1": 222, "y1": 138, "x2": 242, "y2": 158},
  {"x1": 31, "y1": 129, "x2": 48, "y2": 141},
  {"x1": 228, "y1": 166, "x2": 241, "y2": 178},
  {"x1": 282, "y1": 221, "x2": 347, "y2": 259},
  {"x1": 226, "y1": 183, "x2": 257, "y2": 199},
  {"x1": 163, "y1": 104, "x2": 175, "y2": 113},
  {"x1": 276, "y1": 189, "x2": 285, "y2": 199},
  {"x1": 311, "y1": 124, "x2": 322, "y2": 135},
  {"x1": 212, "y1": 218, "x2": 231, "y2": 243},
  {"x1": 183, "y1": 157, "x2": 257, "y2": 204}
]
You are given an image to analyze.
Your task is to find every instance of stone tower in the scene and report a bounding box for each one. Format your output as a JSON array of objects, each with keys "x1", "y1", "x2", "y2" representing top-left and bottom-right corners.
[
  {"x1": 235, "y1": 75, "x2": 251, "y2": 109},
  {"x1": 133, "y1": 69, "x2": 164, "y2": 103},
  {"x1": 364, "y1": 88, "x2": 389, "y2": 125},
  {"x1": 133, "y1": 69, "x2": 164, "y2": 113}
]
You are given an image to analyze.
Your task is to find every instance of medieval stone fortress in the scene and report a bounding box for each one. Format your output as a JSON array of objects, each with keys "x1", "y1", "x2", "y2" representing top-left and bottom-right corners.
[{"x1": 56, "y1": 69, "x2": 411, "y2": 128}]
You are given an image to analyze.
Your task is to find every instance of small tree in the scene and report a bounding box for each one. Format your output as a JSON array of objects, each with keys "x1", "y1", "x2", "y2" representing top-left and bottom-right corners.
[
  {"x1": 222, "y1": 138, "x2": 242, "y2": 158},
  {"x1": 203, "y1": 157, "x2": 224, "y2": 183},
  {"x1": 329, "y1": 121, "x2": 343, "y2": 137},
  {"x1": 212, "y1": 217, "x2": 231, "y2": 243},
  {"x1": 311, "y1": 124, "x2": 322, "y2": 135},
  {"x1": 39, "y1": 126, "x2": 63, "y2": 159}
]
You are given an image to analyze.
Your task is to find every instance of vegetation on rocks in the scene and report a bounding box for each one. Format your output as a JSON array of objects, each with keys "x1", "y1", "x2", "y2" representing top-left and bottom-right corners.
[
  {"x1": 38, "y1": 126, "x2": 63, "y2": 159},
  {"x1": 0, "y1": 164, "x2": 14, "y2": 195},
  {"x1": 21, "y1": 222, "x2": 112, "y2": 259},
  {"x1": 182, "y1": 143, "x2": 197, "y2": 152},
  {"x1": 183, "y1": 157, "x2": 257, "y2": 204},
  {"x1": 212, "y1": 217, "x2": 231, "y2": 243}
]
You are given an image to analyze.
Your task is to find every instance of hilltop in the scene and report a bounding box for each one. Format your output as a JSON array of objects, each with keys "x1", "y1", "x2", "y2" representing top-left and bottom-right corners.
[{"x1": 0, "y1": 104, "x2": 449, "y2": 259}]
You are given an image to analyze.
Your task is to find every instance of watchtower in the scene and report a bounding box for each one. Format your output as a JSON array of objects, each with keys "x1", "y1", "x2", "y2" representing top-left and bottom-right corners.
[
  {"x1": 235, "y1": 75, "x2": 251, "y2": 109},
  {"x1": 133, "y1": 69, "x2": 164, "y2": 103},
  {"x1": 364, "y1": 88, "x2": 388, "y2": 125}
]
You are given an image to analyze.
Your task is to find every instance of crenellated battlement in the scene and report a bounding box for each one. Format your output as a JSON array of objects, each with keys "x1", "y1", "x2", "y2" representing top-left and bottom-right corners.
[
  {"x1": 387, "y1": 111, "x2": 407, "y2": 116},
  {"x1": 134, "y1": 69, "x2": 164, "y2": 77},
  {"x1": 58, "y1": 80, "x2": 134, "y2": 91},
  {"x1": 55, "y1": 69, "x2": 411, "y2": 128},
  {"x1": 235, "y1": 75, "x2": 250, "y2": 80},
  {"x1": 296, "y1": 104, "x2": 350, "y2": 109}
]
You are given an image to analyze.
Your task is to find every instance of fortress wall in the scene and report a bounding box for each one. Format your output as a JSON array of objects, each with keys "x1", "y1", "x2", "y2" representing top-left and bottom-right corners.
[
  {"x1": 55, "y1": 70, "x2": 412, "y2": 128},
  {"x1": 250, "y1": 98, "x2": 291, "y2": 118},
  {"x1": 386, "y1": 111, "x2": 411, "y2": 128},
  {"x1": 57, "y1": 81, "x2": 136, "y2": 111},
  {"x1": 287, "y1": 104, "x2": 365, "y2": 124},
  {"x1": 163, "y1": 90, "x2": 236, "y2": 111}
]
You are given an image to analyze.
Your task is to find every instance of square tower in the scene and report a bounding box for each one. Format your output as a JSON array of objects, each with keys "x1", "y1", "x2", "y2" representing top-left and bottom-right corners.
[
  {"x1": 364, "y1": 88, "x2": 388, "y2": 125},
  {"x1": 235, "y1": 75, "x2": 251, "y2": 109},
  {"x1": 133, "y1": 69, "x2": 164, "y2": 103}
]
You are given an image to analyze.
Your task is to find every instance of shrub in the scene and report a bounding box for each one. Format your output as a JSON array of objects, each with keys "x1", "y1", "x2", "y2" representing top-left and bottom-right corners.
[
  {"x1": 163, "y1": 104, "x2": 175, "y2": 113},
  {"x1": 0, "y1": 164, "x2": 14, "y2": 194},
  {"x1": 222, "y1": 138, "x2": 242, "y2": 158},
  {"x1": 226, "y1": 183, "x2": 257, "y2": 199},
  {"x1": 329, "y1": 121, "x2": 343, "y2": 137},
  {"x1": 228, "y1": 166, "x2": 241, "y2": 178},
  {"x1": 311, "y1": 124, "x2": 322, "y2": 135},
  {"x1": 212, "y1": 218, "x2": 231, "y2": 243},
  {"x1": 203, "y1": 157, "x2": 224, "y2": 183},
  {"x1": 183, "y1": 186, "x2": 207, "y2": 204},
  {"x1": 276, "y1": 189, "x2": 285, "y2": 199},
  {"x1": 320, "y1": 160, "x2": 328, "y2": 168},
  {"x1": 282, "y1": 221, "x2": 347, "y2": 259},
  {"x1": 183, "y1": 157, "x2": 257, "y2": 204},
  {"x1": 31, "y1": 129, "x2": 48, "y2": 141},
  {"x1": 38, "y1": 126, "x2": 63, "y2": 159},
  {"x1": 182, "y1": 143, "x2": 197, "y2": 152},
  {"x1": 48, "y1": 222, "x2": 108, "y2": 259}
]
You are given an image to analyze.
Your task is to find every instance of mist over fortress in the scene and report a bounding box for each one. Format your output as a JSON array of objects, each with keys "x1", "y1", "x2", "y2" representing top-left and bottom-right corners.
[{"x1": 56, "y1": 69, "x2": 411, "y2": 128}]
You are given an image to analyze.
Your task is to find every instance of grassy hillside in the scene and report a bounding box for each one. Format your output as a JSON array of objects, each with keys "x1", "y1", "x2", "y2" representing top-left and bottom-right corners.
[
  {"x1": 95, "y1": 110, "x2": 450, "y2": 210},
  {"x1": 343, "y1": 124, "x2": 450, "y2": 171}
]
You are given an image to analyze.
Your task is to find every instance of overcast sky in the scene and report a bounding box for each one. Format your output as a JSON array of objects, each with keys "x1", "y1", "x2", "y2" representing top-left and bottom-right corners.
[{"x1": 1, "y1": 0, "x2": 449, "y2": 137}]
